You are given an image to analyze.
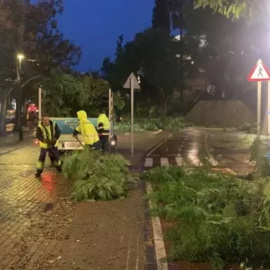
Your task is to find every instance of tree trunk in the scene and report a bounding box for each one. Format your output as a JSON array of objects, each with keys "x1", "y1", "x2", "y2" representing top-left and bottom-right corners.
[
  {"x1": 180, "y1": 26, "x2": 184, "y2": 103},
  {"x1": 0, "y1": 95, "x2": 8, "y2": 136},
  {"x1": 23, "y1": 98, "x2": 28, "y2": 125},
  {"x1": 162, "y1": 100, "x2": 168, "y2": 119},
  {"x1": 14, "y1": 85, "x2": 22, "y2": 131},
  {"x1": 161, "y1": 95, "x2": 170, "y2": 119}
]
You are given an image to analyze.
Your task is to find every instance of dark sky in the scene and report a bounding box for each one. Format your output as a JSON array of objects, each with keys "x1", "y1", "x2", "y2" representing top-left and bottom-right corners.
[{"x1": 57, "y1": 0, "x2": 155, "y2": 72}]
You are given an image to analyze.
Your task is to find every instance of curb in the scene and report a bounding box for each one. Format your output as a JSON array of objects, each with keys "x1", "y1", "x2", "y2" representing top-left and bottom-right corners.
[
  {"x1": 123, "y1": 130, "x2": 163, "y2": 136},
  {"x1": 153, "y1": 130, "x2": 163, "y2": 135},
  {"x1": 146, "y1": 183, "x2": 168, "y2": 270}
]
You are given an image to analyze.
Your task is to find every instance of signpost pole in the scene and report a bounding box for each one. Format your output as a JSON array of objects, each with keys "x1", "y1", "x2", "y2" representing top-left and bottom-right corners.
[
  {"x1": 131, "y1": 77, "x2": 134, "y2": 156},
  {"x1": 268, "y1": 81, "x2": 270, "y2": 145},
  {"x1": 257, "y1": 81, "x2": 262, "y2": 137},
  {"x1": 123, "y1": 73, "x2": 140, "y2": 156},
  {"x1": 108, "y1": 88, "x2": 112, "y2": 141},
  {"x1": 38, "y1": 86, "x2": 42, "y2": 122}
]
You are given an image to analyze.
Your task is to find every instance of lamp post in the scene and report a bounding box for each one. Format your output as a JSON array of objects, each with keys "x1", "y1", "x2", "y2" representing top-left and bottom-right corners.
[
  {"x1": 17, "y1": 53, "x2": 25, "y2": 140},
  {"x1": 17, "y1": 54, "x2": 25, "y2": 70}
]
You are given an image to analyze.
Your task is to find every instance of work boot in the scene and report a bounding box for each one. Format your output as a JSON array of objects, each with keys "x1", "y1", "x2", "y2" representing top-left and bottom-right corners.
[
  {"x1": 56, "y1": 166, "x2": 62, "y2": 173},
  {"x1": 35, "y1": 170, "x2": 42, "y2": 178}
]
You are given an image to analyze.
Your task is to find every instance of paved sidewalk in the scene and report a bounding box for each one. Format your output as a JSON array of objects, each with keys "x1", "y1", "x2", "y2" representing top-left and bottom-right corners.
[
  {"x1": 0, "y1": 131, "x2": 170, "y2": 270},
  {"x1": 0, "y1": 128, "x2": 34, "y2": 156}
]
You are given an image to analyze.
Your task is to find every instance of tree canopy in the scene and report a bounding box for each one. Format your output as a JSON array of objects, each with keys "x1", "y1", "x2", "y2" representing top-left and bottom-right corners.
[
  {"x1": 193, "y1": 0, "x2": 270, "y2": 21},
  {"x1": 42, "y1": 71, "x2": 110, "y2": 117},
  {"x1": 102, "y1": 0, "x2": 270, "y2": 118},
  {"x1": 0, "y1": 0, "x2": 81, "y2": 135}
]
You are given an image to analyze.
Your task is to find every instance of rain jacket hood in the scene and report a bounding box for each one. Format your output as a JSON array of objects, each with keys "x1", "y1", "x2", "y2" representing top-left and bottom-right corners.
[
  {"x1": 77, "y1": 110, "x2": 88, "y2": 122},
  {"x1": 75, "y1": 110, "x2": 100, "y2": 146}
]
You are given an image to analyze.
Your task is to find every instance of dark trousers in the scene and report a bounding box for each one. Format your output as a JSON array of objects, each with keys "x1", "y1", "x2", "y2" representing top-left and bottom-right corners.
[
  {"x1": 86, "y1": 141, "x2": 102, "y2": 151},
  {"x1": 36, "y1": 146, "x2": 61, "y2": 175},
  {"x1": 99, "y1": 136, "x2": 110, "y2": 152}
]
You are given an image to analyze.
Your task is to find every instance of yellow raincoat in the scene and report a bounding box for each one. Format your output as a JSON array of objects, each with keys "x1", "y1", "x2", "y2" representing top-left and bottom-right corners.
[
  {"x1": 97, "y1": 113, "x2": 110, "y2": 136},
  {"x1": 75, "y1": 110, "x2": 100, "y2": 145}
]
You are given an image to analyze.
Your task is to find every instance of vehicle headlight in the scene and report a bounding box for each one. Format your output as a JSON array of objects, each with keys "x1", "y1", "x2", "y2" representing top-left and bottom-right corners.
[{"x1": 110, "y1": 140, "x2": 116, "y2": 146}]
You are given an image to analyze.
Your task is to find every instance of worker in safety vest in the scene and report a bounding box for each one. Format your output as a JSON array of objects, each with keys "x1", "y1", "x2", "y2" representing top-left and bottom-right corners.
[
  {"x1": 73, "y1": 110, "x2": 101, "y2": 150},
  {"x1": 35, "y1": 114, "x2": 61, "y2": 177},
  {"x1": 97, "y1": 109, "x2": 111, "y2": 152}
]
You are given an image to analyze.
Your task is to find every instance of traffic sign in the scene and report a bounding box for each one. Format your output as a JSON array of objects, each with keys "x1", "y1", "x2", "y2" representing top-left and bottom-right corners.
[
  {"x1": 123, "y1": 73, "x2": 141, "y2": 90},
  {"x1": 248, "y1": 59, "x2": 270, "y2": 82},
  {"x1": 123, "y1": 73, "x2": 141, "y2": 156}
]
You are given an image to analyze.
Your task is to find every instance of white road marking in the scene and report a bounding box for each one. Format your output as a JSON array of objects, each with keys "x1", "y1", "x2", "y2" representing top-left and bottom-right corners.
[
  {"x1": 146, "y1": 133, "x2": 173, "y2": 157},
  {"x1": 175, "y1": 157, "x2": 183, "y2": 166},
  {"x1": 160, "y1": 158, "x2": 169, "y2": 167},
  {"x1": 144, "y1": 158, "x2": 153, "y2": 168},
  {"x1": 208, "y1": 157, "x2": 218, "y2": 166}
]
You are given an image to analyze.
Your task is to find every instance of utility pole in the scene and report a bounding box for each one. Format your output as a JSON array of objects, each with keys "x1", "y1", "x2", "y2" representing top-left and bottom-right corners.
[
  {"x1": 17, "y1": 54, "x2": 25, "y2": 140},
  {"x1": 38, "y1": 86, "x2": 42, "y2": 122}
]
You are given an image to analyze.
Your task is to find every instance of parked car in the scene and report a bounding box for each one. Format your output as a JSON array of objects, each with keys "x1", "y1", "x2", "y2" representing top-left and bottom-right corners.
[{"x1": 5, "y1": 110, "x2": 16, "y2": 123}]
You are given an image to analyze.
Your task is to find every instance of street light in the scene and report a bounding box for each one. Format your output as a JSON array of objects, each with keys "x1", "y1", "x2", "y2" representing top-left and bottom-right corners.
[
  {"x1": 16, "y1": 54, "x2": 25, "y2": 140},
  {"x1": 17, "y1": 54, "x2": 25, "y2": 69},
  {"x1": 15, "y1": 54, "x2": 38, "y2": 140}
]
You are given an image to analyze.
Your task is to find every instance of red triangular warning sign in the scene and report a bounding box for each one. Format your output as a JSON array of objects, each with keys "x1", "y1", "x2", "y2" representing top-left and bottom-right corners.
[{"x1": 248, "y1": 59, "x2": 270, "y2": 82}]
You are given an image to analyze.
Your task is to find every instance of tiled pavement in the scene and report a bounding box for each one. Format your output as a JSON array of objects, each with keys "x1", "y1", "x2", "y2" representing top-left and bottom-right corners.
[
  {"x1": 0, "y1": 140, "x2": 148, "y2": 270},
  {"x1": 0, "y1": 142, "x2": 60, "y2": 269},
  {"x1": 0, "y1": 128, "x2": 33, "y2": 156}
]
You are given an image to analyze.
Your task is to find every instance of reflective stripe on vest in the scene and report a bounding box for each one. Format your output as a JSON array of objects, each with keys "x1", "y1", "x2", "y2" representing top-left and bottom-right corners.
[
  {"x1": 38, "y1": 122, "x2": 58, "y2": 149},
  {"x1": 97, "y1": 114, "x2": 110, "y2": 136}
]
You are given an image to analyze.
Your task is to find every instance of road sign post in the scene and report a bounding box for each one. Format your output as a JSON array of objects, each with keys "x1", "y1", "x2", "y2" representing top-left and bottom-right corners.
[
  {"x1": 248, "y1": 59, "x2": 270, "y2": 138},
  {"x1": 130, "y1": 78, "x2": 134, "y2": 156},
  {"x1": 268, "y1": 81, "x2": 270, "y2": 148},
  {"x1": 108, "y1": 88, "x2": 114, "y2": 142},
  {"x1": 38, "y1": 86, "x2": 42, "y2": 122},
  {"x1": 257, "y1": 81, "x2": 262, "y2": 137},
  {"x1": 123, "y1": 73, "x2": 141, "y2": 156}
]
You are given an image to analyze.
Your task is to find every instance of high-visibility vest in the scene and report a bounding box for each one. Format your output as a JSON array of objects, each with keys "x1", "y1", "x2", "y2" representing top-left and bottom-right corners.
[
  {"x1": 38, "y1": 122, "x2": 58, "y2": 149},
  {"x1": 97, "y1": 114, "x2": 110, "y2": 135}
]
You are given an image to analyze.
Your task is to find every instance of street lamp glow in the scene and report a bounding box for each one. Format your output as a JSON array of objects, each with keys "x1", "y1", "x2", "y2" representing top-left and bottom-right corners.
[
  {"x1": 17, "y1": 54, "x2": 25, "y2": 61},
  {"x1": 17, "y1": 54, "x2": 25, "y2": 70}
]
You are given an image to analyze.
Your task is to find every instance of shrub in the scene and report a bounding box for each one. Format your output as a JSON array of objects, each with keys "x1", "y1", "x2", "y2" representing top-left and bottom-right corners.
[
  {"x1": 238, "y1": 123, "x2": 257, "y2": 134},
  {"x1": 62, "y1": 149, "x2": 134, "y2": 201},
  {"x1": 115, "y1": 117, "x2": 191, "y2": 132},
  {"x1": 250, "y1": 138, "x2": 270, "y2": 177},
  {"x1": 144, "y1": 167, "x2": 270, "y2": 269}
]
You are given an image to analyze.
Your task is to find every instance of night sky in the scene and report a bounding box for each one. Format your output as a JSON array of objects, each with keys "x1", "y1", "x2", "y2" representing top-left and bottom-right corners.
[{"x1": 57, "y1": 0, "x2": 155, "y2": 72}]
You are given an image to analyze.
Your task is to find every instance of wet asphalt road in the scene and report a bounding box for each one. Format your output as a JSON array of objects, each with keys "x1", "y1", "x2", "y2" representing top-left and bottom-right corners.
[
  {"x1": 143, "y1": 128, "x2": 214, "y2": 169},
  {"x1": 142, "y1": 128, "x2": 253, "y2": 175}
]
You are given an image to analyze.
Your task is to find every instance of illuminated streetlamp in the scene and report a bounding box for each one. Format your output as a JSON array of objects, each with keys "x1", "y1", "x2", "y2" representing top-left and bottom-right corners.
[
  {"x1": 16, "y1": 53, "x2": 25, "y2": 140},
  {"x1": 15, "y1": 53, "x2": 37, "y2": 140},
  {"x1": 17, "y1": 54, "x2": 25, "y2": 69}
]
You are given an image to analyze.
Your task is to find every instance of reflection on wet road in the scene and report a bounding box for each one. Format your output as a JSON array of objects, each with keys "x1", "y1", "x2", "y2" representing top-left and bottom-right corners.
[{"x1": 144, "y1": 128, "x2": 217, "y2": 169}]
